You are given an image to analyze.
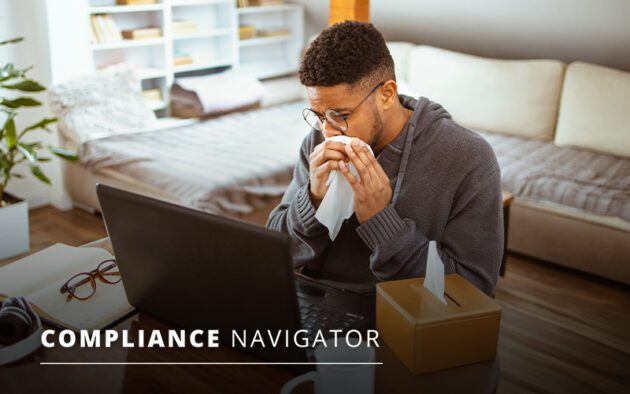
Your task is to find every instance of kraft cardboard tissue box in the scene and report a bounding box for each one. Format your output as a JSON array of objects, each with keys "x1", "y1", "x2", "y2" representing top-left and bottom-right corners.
[{"x1": 376, "y1": 274, "x2": 501, "y2": 374}]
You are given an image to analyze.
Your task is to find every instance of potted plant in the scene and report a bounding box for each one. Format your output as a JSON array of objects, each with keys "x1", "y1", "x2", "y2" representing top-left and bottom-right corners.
[{"x1": 1, "y1": 37, "x2": 78, "y2": 260}]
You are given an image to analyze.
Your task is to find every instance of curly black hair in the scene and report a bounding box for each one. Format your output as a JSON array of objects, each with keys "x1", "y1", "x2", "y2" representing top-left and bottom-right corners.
[{"x1": 299, "y1": 21, "x2": 395, "y2": 89}]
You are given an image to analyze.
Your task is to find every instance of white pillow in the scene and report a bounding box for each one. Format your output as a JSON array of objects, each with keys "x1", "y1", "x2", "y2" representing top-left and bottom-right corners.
[
  {"x1": 555, "y1": 62, "x2": 630, "y2": 158},
  {"x1": 396, "y1": 79, "x2": 421, "y2": 99},
  {"x1": 387, "y1": 42, "x2": 414, "y2": 82},
  {"x1": 49, "y1": 63, "x2": 156, "y2": 146},
  {"x1": 406, "y1": 46, "x2": 565, "y2": 140}
]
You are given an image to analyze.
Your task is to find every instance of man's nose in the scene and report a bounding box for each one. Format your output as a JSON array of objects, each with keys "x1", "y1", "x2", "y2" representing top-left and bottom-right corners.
[{"x1": 322, "y1": 120, "x2": 343, "y2": 139}]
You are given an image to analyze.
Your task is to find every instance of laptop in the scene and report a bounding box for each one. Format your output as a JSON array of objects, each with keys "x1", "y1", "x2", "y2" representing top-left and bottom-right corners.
[{"x1": 96, "y1": 184, "x2": 375, "y2": 363}]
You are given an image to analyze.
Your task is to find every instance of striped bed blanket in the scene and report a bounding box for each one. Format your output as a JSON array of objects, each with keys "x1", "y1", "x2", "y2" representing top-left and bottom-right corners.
[{"x1": 79, "y1": 100, "x2": 310, "y2": 217}]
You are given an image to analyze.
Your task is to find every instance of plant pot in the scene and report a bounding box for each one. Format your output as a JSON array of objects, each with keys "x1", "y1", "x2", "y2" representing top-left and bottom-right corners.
[{"x1": 0, "y1": 192, "x2": 30, "y2": 260}]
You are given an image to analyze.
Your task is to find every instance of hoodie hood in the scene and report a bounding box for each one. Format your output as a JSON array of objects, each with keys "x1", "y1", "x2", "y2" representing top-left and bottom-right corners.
[
  {"x1": 394, "y1": 95, "x2": 452, "y2": 148},
  {"x1": 385, "y1": 94, "x2": 452, "y2": 204}
]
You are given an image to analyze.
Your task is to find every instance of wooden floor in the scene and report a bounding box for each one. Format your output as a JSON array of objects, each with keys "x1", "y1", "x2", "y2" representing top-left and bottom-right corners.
[
  {"x1": 2, "y1": 205, "x2": 629, "y2": 393},
  {"x1": 495, "y1": 255, "x2": 630, "y2": 393}
]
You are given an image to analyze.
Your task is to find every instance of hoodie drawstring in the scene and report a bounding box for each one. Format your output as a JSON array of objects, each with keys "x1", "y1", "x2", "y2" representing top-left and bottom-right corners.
[{"x1": 391, "y1": 118, "x2": 415, "y2": 205}]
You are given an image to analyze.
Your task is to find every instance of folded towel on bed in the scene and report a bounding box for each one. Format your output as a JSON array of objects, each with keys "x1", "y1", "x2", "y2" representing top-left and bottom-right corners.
[{"x1": 171, "y1": 72, "x2": 265, "y2": 118}]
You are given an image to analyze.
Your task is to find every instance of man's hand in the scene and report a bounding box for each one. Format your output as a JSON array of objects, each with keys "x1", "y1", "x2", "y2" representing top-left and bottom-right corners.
[
  {"x1": 338, "y1": 138, "x2": 392, "y2": 223},
  {"x1": 308, "y1": 140, "x2": 348, "y2": 208}
]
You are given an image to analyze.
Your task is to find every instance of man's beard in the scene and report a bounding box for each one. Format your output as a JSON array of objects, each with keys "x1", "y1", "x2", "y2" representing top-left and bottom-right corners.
[{"x1": 369, "y1": 110, "x2": 386, "y2": 149}]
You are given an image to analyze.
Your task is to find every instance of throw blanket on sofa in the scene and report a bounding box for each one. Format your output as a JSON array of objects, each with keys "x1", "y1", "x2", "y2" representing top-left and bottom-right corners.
[
  {"x1": 79, "y1": 101, "x2": 309, "y2": 217},
  {"x1": 478, "y1": 130, "x2": 630, "y2": 222}
]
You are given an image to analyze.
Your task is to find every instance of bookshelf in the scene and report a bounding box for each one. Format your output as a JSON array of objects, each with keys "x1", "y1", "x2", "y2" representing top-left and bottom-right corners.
[
  {"x1": 77, "y1": 0, "x2": 303, "y2": 117},
  {"x1": 236, "y1": 3, "x2": 303, "y2": 82}
]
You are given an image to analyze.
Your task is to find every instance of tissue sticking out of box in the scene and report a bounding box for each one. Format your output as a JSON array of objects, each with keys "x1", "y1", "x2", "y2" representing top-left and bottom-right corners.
[{"x1": 423, "y1": 240, "x2": 447, "y2": 305}]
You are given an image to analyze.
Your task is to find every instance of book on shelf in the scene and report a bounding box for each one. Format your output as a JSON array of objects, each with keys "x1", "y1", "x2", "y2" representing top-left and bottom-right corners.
[
  {"x1": 238, "y1": 0, "x2": 285, "y2": 8},
  {"x1": 95, "y1": 14, "x2": 108, "y2": 41},
  {"x1": 103, "y1": 15, "x2": 123, "y2": 41},
  {"x1": 90, "y1": 15, "x2": 104, "y2": 43},
  {"x1": 122, "y1": 27, "x2": 162, "y2": 40},
  {"x1": 172, "y1": 20, "x2": 198, "y2": 36},
  {"x1": 256, "y1": 27, "x2": 289, "y2": 37},
  {"x1": 142, "y1": 88, "x2": 163, "y2": 102},
  {"x1": 173, "y1": 55, "x2": 193, "y2": 66},
  {"x1": 251, "y1": 0, "x2": 285, "y2": 6},
  {"x1": 116, "y1": 0, "x2": 157, "y2": 5},
  {"x1": 239, "y1": 25, "x2": 256, "y2": 39},
  {"x1": 0, "y1": 244, "x2": 134, "y2": 331},
  {"x1": 91, "y1": 14, "x2": 123, "y2": 44}
]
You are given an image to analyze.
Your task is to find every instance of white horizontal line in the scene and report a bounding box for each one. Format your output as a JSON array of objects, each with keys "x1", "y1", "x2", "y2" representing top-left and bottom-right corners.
[{"x1": 41, "y1": 362, "x2": 383, "y2": 366}]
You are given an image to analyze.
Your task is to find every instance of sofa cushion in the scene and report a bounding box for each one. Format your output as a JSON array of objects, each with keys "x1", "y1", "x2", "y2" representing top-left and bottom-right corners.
[
  {"x1": 477, "y1": 129, "x2": 630, "y2": 223},
  {"x1": 396, "y1": 79, "x2": 421, "y2": 99},
  {"x1": 554, "y1": 62, "x2": 630, "y2": 158},
  {"x1": 386, "y1": 41, "x2": 415, "y2": 82},
  {"x1": 405, "y1": 46, "x2": 565, "y2": 140}
]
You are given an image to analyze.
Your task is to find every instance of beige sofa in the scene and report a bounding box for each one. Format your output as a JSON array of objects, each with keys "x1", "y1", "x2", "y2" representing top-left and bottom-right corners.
[{"x1": 388, "y1": 43, "x2": 630, "y2": 285}]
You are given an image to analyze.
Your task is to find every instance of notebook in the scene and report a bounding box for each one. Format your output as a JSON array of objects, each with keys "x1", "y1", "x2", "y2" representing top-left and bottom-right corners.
[{"x1": 0, "y1": 243, "x2": 133, "y2": 331}]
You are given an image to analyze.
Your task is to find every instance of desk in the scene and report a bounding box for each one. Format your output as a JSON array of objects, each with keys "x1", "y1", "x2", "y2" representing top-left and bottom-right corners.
[{"x1": 1, "y1": 238, "x2": 499, "y2": 394}]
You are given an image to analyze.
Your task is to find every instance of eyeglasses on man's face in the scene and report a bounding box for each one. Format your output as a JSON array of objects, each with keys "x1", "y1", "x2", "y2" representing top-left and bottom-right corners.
[
  {"x1": 303, "y1": 82, "x2": 385, "y2": 133},
  {"x1": 59, "y1": 259, "x2": 121, "y2": 302}
]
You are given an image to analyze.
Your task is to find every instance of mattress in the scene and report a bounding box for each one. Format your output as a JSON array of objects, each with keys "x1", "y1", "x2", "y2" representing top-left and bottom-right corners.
[{"x1": 74, "y1": 100, "x2": 310, "y2": 218}]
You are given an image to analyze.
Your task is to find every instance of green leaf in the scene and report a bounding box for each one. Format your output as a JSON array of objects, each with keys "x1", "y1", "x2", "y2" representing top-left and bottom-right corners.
[
  {"x1": 48, "y1": 146, "x2": 78, "y2": 161},
  {"x1": 0, "y1": 64, "x2": 28, "y2": 82},
  {"x1": 17, "y1": 143, "x2": 37, "y2": 163},
  {"x1": 37, "y1": 157, "x2": 52, "y2": 162},
  {"x1": 1, "y1": 97, "x2": 41, "y2": 108},
  {"x1": 4, "y1": 115, "x2": 17, "y2": 148},
  {"x1": 0, "y1": 37, "x2": 24, "y2": 46},
  {"x1": 0, "y1": 154, "x2": 8, "y2": 171},
  {"x1": 22, "y1": 141, "x2": 43, "y2": 149},
  {"x1": 2, "y1": 79, "x2": 45, "y2": 92},
  {"x1": 10, "y1": 173, "x2": 23, "y2": 179},
  {"x1": 20, "y1": 117, "x2": 57, "y2": 137},
  {"x1": 30, "y1": 164, "x2": 51, "y2": 185}
]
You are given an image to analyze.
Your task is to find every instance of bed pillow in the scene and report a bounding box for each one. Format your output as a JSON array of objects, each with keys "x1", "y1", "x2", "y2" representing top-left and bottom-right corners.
[{"x1": 49, "y1": 63, "x2": 156, "y2": 146}]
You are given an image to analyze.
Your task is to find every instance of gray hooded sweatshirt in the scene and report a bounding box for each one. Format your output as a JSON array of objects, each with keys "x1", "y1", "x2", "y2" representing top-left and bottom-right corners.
[{"x1": 266, "y1": 95, "x2": 503, "y2": 295}]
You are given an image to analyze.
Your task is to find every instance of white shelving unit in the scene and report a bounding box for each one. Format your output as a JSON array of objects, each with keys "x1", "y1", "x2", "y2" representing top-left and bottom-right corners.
[
  {"x1": 80, "y1": 0, "x2": 303, "y2": 117},
  {"x1": 236, "y1": 3, "x2": 303, "y2": 80}
]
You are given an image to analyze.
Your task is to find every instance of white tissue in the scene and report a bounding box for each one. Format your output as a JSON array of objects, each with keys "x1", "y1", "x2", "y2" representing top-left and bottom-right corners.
[
  {"x1": 423, "y1": 241, "x2": 447, "y2": 305},
  {"x1": 315, "y1": 136, "x2": 374, "y2": 240}
]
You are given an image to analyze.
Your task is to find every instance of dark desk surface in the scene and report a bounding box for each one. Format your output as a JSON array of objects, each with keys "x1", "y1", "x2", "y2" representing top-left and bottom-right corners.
[{"x1": 1, "y1": 238, "x2": 499, "y2": 394}]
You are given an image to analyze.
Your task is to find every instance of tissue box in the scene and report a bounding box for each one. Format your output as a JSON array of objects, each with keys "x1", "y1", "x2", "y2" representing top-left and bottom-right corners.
[{"x1": 376, "y1": 274, "x2": 501, "y2": 374}]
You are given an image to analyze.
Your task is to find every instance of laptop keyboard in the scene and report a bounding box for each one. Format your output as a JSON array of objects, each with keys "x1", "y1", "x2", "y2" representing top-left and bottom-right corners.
[{"x1": 298, "y1": 302, "x2": 363, "y2": 337}]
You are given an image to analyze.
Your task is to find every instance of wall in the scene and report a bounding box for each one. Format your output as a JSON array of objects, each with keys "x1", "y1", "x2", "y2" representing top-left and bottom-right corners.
[
  {"x1": 1, "y1": 0, "x2": 58, "y2": 208},
  {"x1": 4, "y1": 0, "x2": 630, "y2": 210},
  {"x1": 0, "y1": 0, "x2": 84, "y2": 210},
  {"x1": 294, "y1": 0, "x2": 630, "y2": 71}
]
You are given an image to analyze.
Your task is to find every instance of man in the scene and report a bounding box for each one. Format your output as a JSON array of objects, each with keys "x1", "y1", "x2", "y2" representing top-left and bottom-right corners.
[{"x1": 267, "y1": 21, "x2": 503, "y2": 296}]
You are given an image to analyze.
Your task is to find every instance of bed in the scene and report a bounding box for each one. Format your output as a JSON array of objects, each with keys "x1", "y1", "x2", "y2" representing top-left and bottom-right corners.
[{"x1": 63, "y1": 99, "x2": 309, "y2": 226}]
